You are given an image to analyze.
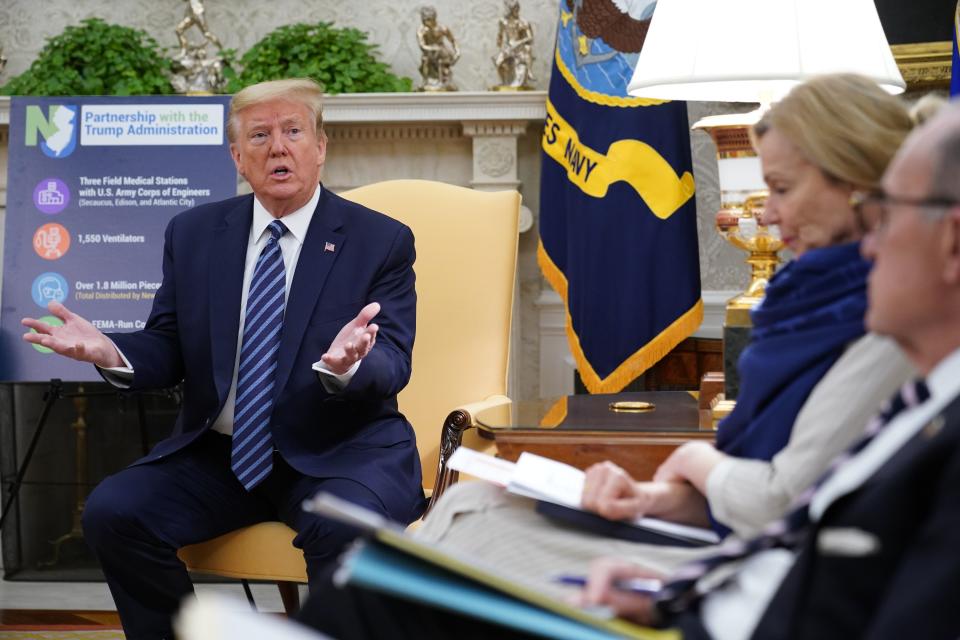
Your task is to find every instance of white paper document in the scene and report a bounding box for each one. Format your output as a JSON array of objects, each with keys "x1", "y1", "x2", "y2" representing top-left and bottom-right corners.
[
  {"x1": 176, "y1": 594, "x2": 331, "y2": 640},
  {"x1": 447, "y1": 446, "x2": 517, "y2": 486},
  {"x1": 448, "y1": 448, "x2": 720, "y2": 545},
  {"x1": 508, "y1": 452, "x2": 585, "y2": 508}
]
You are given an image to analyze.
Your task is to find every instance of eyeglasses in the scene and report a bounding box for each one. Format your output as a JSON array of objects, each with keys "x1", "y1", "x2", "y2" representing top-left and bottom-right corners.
[{"x1": 849, "y1": 190, "x2": 959, "y2": 234}]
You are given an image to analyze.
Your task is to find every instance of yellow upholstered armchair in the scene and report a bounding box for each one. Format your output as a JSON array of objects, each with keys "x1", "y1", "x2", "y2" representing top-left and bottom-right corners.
[{"x1": 177, "y1": 180, "x2": 520, "y2": 613}]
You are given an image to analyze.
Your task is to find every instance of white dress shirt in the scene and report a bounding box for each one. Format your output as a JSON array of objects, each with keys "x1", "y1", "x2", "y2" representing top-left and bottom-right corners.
[
  {"x1": 101, "y1": 184, "x2": 359, "y2": 435},
  {"x1": 700, "y1": 346, "x2": 960, "y2": 640}
]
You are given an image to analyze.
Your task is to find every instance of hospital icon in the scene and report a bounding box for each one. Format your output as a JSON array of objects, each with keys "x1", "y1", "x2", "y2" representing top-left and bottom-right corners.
[
  {"x1": 39, "y1": 182, "x2": 65, "y2": 205},
  {"x1": 33, "y1": 177, "x2": 70, "y2": 214}
]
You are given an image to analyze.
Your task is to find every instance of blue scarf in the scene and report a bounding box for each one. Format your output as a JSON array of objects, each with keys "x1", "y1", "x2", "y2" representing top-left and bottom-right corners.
[{"x1": 716, "y1": 241, "x2": 870, "y2": 465}]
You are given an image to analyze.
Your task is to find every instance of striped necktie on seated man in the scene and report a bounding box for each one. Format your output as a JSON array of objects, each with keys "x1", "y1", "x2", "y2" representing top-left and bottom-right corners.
[
  {"x1": 654, "y1": 377, "x2": 931, "y2": 616},
  {"x1": 231, "y1": 219, "x2": 288, "y2": 491}
]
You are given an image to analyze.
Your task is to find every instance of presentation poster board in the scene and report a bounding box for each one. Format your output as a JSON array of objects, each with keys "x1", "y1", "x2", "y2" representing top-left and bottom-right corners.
[{"x1": 0, "y1": 95, "x2": 236, "y2": 381}]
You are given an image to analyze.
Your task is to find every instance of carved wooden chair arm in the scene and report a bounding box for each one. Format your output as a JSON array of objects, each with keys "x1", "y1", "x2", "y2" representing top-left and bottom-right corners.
[{"x1": 426, "y1": 394, "x2": 512, "y2": 515}]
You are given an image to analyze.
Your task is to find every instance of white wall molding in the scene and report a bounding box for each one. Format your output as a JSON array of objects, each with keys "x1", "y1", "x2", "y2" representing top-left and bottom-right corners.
[
  {"x1": 321, "y1": 91, "x2": 547, "y2": 124},
  {"x1": 536, "y1": 288, "x2": 574, "y2": 398},
  {"x1": 698, "y1": 290, "x2": 739, "y2": 340},
  {"x1": 327, "y1": 123, "x2": 464, "y2": 141}
]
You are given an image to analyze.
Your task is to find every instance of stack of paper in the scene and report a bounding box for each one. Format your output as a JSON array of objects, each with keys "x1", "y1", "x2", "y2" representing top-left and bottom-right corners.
[{"x1": 448, "y1": 448, "x2": 720, "y2": 545}]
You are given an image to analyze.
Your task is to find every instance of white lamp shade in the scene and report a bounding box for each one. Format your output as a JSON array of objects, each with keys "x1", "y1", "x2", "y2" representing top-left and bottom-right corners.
[{"x1": 627, "y1": 0, "x2": 905, "y2": 102}]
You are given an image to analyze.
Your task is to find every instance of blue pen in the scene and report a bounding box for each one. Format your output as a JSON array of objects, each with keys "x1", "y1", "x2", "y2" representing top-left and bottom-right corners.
[{"x1": 553, "y1": 574, "x2": 662, "y2": 595}]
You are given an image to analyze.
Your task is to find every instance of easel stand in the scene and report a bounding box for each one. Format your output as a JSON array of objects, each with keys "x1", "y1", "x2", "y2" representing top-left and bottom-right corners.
[{"x1": 0, "y1": 379, "x2": 154, "y2": 535}]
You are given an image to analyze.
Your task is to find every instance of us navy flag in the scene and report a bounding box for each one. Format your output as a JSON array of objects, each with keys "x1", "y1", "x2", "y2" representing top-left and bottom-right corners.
[{"x1": 538, "y1": 0, "x2": 701, "y2": 393}]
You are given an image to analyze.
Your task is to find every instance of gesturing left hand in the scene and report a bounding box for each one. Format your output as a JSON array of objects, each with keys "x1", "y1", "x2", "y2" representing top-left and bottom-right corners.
[{"x1": 320, "y1": 302, "x2": 380, "y2": 375}]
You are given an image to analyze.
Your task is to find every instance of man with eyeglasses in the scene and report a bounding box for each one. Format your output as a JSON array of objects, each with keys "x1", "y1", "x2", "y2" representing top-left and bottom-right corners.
[
  {"x1": 298, "y1": 105, "x2": 960, "y2": 640},
  {"x1": 850, "y1": 188, "x2": 959, "y2": 236}
]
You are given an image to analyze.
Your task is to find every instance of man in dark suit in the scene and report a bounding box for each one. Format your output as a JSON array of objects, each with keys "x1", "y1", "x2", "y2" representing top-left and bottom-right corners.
[
  {"x1": 21, "y1": 78, "x2": 424, "y2": 640},
  {"x1": 299, "y1": 106, "x2": 960, "y2": 639}
]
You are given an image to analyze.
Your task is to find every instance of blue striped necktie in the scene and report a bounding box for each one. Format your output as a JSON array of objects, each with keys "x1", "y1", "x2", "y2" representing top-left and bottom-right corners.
[
  {"x1": 232, "y1": 219, "x2": 287, "y2": 490},
  {"x1": 655, "y1": 378, "x2": 930, "y2": 616}
]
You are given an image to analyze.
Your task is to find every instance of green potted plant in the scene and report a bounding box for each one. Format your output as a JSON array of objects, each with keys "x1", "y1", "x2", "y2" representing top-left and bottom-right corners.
[
  {"x1": 226, "y1": 21, "x2": 412, "y2": 94},
  {"x1": 1, "y1": 18, "x2": 174, "y2": 96}
]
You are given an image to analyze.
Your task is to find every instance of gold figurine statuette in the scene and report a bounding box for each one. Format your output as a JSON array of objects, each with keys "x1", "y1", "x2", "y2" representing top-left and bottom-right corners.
[
  {"x1": 417, "y1": 6, "x2": 460, "y2": 91},
  {"x1": 492, "y1": 0, "x2": 535, "y2": 90},
  {"x1": 170, "y1": 0, "x2": 226, "y2": 94}
]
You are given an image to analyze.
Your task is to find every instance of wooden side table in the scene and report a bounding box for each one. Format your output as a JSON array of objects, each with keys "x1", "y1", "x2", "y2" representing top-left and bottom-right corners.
[{"x1": 475, "y1": 391, "x2": 715, "y2": 481}]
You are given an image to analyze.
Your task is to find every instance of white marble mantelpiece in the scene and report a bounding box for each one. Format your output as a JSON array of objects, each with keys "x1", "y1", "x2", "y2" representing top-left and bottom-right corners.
[
  {"x1": 321, "y1": 90, "x2": 547, "y2": 123},
  {"x1": 320, "y1": 93, "x2": 544, "y2": 236},
  {"x1": 321, "y1": 92, "x2": 545, "y2": 231}
]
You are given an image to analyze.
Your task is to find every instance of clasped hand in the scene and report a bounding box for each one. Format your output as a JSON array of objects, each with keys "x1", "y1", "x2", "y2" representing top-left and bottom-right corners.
[
  {"x1": 581, "y1": 461, "x2": 662, "y2": 520},
  {"x1": 581, "y1": 440, "x2": 724, "y2": 522}
]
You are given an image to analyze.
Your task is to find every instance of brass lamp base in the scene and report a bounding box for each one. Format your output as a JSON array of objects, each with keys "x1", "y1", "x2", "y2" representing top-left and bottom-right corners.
[
  {"x1": 725, "y1": 300, "x2": 755, "y2": 327},
  {"x1": 725, "y1": 246, "x2": 781, "y2": 324}
]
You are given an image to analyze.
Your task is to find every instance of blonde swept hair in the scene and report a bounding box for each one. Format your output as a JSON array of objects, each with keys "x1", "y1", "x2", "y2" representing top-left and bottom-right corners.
[
  {"x1": 227, "y1": 78, "x2": 325, "y2": 143},
  {"x1": 752, "y1": 73, "x2": 913, "y2": 190}
]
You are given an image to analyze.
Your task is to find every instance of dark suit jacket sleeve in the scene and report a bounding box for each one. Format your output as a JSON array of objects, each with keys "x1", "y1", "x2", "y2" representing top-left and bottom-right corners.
[
  {"x1": 106, "y1": 216, "x2": 185, "y2": 390},
  {"x1": 863, "y1": 444, "x2": 960, "y2": 639},
  {"x1": 336, "y1": 223, "x2": 416, "y2": 401}
]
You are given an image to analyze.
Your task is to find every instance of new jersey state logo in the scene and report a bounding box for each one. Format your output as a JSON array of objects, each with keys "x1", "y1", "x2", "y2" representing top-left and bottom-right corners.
[{"x1": 25, "y1": 104, "x2": 78, "y2": 158}]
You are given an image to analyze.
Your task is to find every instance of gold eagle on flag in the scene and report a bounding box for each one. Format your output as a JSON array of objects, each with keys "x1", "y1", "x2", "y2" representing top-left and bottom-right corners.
[{"x1": 546, "y1": 0, "x2": 695, "y2": 220}]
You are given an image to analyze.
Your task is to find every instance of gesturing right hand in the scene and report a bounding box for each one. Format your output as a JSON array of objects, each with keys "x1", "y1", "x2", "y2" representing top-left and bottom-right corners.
[{"x1": 22, "y1": 301, "x2": 124, "y2": 368}]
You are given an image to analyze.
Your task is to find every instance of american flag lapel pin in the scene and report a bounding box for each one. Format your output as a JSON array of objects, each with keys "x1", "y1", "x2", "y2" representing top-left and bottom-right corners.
[{"x1": 324, "y1": 241, "x2": 336, "y2": 253}]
